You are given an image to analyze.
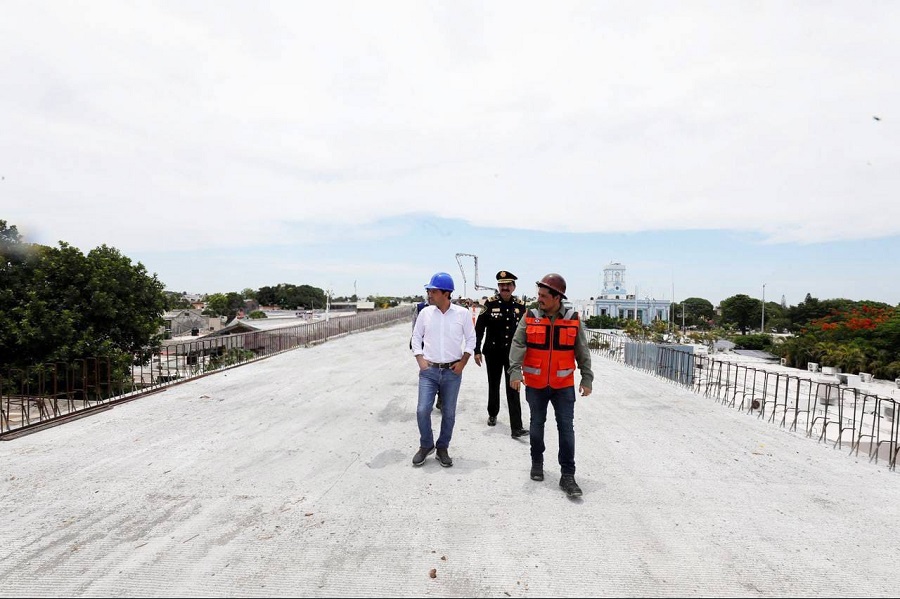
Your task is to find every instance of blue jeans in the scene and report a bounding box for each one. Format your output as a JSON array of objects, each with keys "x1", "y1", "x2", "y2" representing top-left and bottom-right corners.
[
  {"x1": 417, "y1": 367, "x2": 462, "y2": 449},
  {"x1": 526, "y1": 385, "x2": 577, "y2": 475}
]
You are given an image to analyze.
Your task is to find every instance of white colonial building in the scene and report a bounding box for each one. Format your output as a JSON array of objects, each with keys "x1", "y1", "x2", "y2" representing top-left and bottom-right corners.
[{"x1": 589, "y1": 262, "x2": 671, "y2": 325}]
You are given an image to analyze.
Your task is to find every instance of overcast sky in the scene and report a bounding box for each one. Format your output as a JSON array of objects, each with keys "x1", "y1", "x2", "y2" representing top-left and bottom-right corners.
[{"x1": 2, "y1": 1, "x2": 898, "y2": 306}]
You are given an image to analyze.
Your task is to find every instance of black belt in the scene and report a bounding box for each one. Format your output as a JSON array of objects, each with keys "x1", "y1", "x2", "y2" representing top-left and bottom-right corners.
[{"x1": 428, "y1": 361, "x2": 459, "y2": 369}]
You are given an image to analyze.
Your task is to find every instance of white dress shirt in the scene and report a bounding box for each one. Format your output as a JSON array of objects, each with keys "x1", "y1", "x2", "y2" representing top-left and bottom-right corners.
[{"x1": 411, "y1": 303, "x2": 476, "y2": 363}]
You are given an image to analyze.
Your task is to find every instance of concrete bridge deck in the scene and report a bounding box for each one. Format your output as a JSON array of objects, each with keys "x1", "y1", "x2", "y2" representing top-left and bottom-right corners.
[{"x1": 1, "y1": 322, "x2": 897, "y2": 597}]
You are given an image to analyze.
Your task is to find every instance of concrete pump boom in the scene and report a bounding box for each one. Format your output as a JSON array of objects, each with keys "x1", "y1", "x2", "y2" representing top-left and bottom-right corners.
[{"x1": 455, "y1": 253, "x2": 497, "y2": 298}]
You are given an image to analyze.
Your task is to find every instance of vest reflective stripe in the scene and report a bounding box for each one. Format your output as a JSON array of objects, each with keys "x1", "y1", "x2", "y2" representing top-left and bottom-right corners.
[{"x1": 523, "y1": 308, "x2": 579, "y2": 389}]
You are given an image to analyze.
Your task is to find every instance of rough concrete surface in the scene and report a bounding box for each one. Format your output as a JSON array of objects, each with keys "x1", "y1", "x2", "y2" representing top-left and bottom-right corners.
[{"x1": 1, "y1": 322, "x2": 898, "y2": 597}]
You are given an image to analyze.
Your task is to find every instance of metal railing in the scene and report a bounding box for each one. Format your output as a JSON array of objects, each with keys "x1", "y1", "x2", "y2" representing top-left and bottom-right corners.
[
  {"x1": 1, "y1": 305, "x2": 415, "y2": 439},
  {"x1": 587, "y1": 330, "x2": 900, "y2": 471}
]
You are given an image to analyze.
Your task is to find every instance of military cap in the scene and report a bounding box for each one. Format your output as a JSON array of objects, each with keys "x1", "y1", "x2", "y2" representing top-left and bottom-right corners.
[{"x1": 496, "y1": 270, "x2": 517, "y2": 284}]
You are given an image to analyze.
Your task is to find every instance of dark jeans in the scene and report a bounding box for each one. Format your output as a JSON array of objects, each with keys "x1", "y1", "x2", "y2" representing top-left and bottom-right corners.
[
  {"x1": 485, "y1": 351, "x2": 523, "y2": 429},
  {"x1": 526, "y1": 385, "x2": 576, "y2": 475}
]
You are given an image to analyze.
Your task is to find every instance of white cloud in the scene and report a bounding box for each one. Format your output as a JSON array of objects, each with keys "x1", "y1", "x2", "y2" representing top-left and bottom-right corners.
[{"x1": 2, "y1": 1, "x2": 898, "y2": 256}]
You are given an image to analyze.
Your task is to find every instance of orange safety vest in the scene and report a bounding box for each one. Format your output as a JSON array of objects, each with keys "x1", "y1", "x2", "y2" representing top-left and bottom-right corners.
[{"x1": 522, "y1": 308, "x2": 579, "y2": 389}]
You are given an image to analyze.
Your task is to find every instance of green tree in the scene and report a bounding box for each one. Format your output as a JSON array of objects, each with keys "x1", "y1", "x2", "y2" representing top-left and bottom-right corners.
[
  {"x1": 0, "y1": 221, "x2": 36, "y2": 359},
  {"x1": 0, "y1": 226, "x2": 167, "y2": 369},
  {"x1": 786, "y1": 294, "x2": 827, "y2": 331},
  {"x1": 1, "y1": 219, "x2": 24, "y2": 257},
  {"x1": 203, "y1": 293, "x2": 228, "y2": 317},
  {"x1": 649, "y1": 319, "x2": 668, "y2": 342},
  {"x1": 730, "y1": 333, "x2": 773, "y2": 351},
  {"x1": 680, "y1": 297, "x2": 715, "y2": 327},
  {"x1": 256, "y1": 286, "x2": 278, "y2": 307},
  {"x1": 257, "y1": 283, "x2": 326, "y2": 310},
  {"x1": 760, "y1": 300, "x2": 785, "y2": 332},
  {"x1": 720, "y1": 294, "x2": 761, "y2": 334},
  {"x1": 368, "y1": 296, "x2": 399, "y2": 309},
  {"x1": 585, "y1": 314, "x2": 624, "y2": 329},
  {"x1": 776, "y1": 334, "x2": 816, "y2": 370},
  {"x1": 295, "y1": 284, "x2": 327, "y2": 309},
  {"x1": 203, "y1": 292, "x2": 244, "y2": 321},
  {"x1": 623, "y1": 319, "x2": 646, "y2": 339},
  {"x1": 786, "y1": 294, "x2": 863, "y2": 332},
  {"x1": 81, "y1": 245, "x2": 168, "y2": 357},
  {"x1": 775, "y1": 302, "x2": 899, "y2": 376},
  {"x1": 871, "y1": 308, "x2": 900, "y2": 358}
]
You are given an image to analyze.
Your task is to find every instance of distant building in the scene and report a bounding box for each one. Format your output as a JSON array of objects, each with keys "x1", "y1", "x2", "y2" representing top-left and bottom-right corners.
[
  {"x1": 161, "y1": 309, "x2": 224, "y2": 337},
  {"x1": 591, "y1": 262, "x2": 671, "y2": 325},
  {"x1": 571, "y1": 299, "x2": 595, "y2": 319}
]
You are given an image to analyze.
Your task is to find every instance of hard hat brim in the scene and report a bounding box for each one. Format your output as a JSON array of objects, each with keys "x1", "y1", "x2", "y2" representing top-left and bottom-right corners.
[{"x1": 536, "y1": 281, "x2": 567, "y2": 299}]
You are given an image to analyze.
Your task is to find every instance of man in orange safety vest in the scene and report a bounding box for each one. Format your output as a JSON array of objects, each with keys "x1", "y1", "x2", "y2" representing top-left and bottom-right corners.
[{"x1": 509, "y1": 273, "x2": 593, "y2": 498}]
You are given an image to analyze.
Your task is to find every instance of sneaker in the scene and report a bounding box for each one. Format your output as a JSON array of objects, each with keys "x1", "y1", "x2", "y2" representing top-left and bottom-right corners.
[
  {"x1": 487, "y1": 416, "x2": 497, "y2": 426},
  {"x1": 435, "y1": 448, "x2": 453, "y2": 467},
  {"x1": 511, "y1": 427, "x2": 528, "y2": 438},
  {"x1": 559, "y1": 474, "x2": 582, "y2": 497},
  {"x1": 530, "y1": 463, "x2": 544, "y2": 481},
  {"x1": 412, "y1": 446, "x2": 434, "y2": 466}
]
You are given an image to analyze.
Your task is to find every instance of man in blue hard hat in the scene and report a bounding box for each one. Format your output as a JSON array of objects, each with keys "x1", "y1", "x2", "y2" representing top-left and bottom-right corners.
[
  {"x1": 410, "y1": 296, "x2": 442, "y2": 411},
  {"x1": 410, "y1": 272, "x2": 476, "y2": 468}
]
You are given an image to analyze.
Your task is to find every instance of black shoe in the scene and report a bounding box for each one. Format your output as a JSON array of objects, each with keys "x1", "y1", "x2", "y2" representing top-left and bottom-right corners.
[
  {"x1": 412, "y1": 446, "x2": 434, "y2": 467},
  {"x1": 435, "y1": 398, "x2": 443, "y2": 411},
  {"x1": 487, "y1": 416, "x2": 497, "y2": 426},
  {"x1": 530, "y1": 463, "x2": 544, "y2": 481},
  {"x1": 435, "y1": 448, "x2": 453, "y2": 467},
  {"x1": 511, "y1": 427, "x2": 528, "y2": 438},
  {"x1": 559, "y1": 474, "x2": 582, "y2": 497}
]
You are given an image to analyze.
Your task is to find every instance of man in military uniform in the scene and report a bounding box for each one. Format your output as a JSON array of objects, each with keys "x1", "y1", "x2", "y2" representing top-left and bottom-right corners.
[{"x1": 474, "y1": 270, "x2": 528, "y2": 438}]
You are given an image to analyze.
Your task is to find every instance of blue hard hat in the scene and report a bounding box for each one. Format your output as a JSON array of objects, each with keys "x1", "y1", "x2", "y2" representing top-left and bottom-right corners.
[{"x1": 424, "y1": 272, "x2": 455, "y2": 292}]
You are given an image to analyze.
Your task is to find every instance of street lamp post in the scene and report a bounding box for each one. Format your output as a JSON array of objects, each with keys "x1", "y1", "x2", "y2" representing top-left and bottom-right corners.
[
  {"x1": 325, "y1": 288, "x2": 333, "y2": 321},
  {"x1": 761, "y1": 283, "x2": 766, "y2": 332},
  {"x1": 634, "y1": 285, "x2": 639, "y2": 324}
]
